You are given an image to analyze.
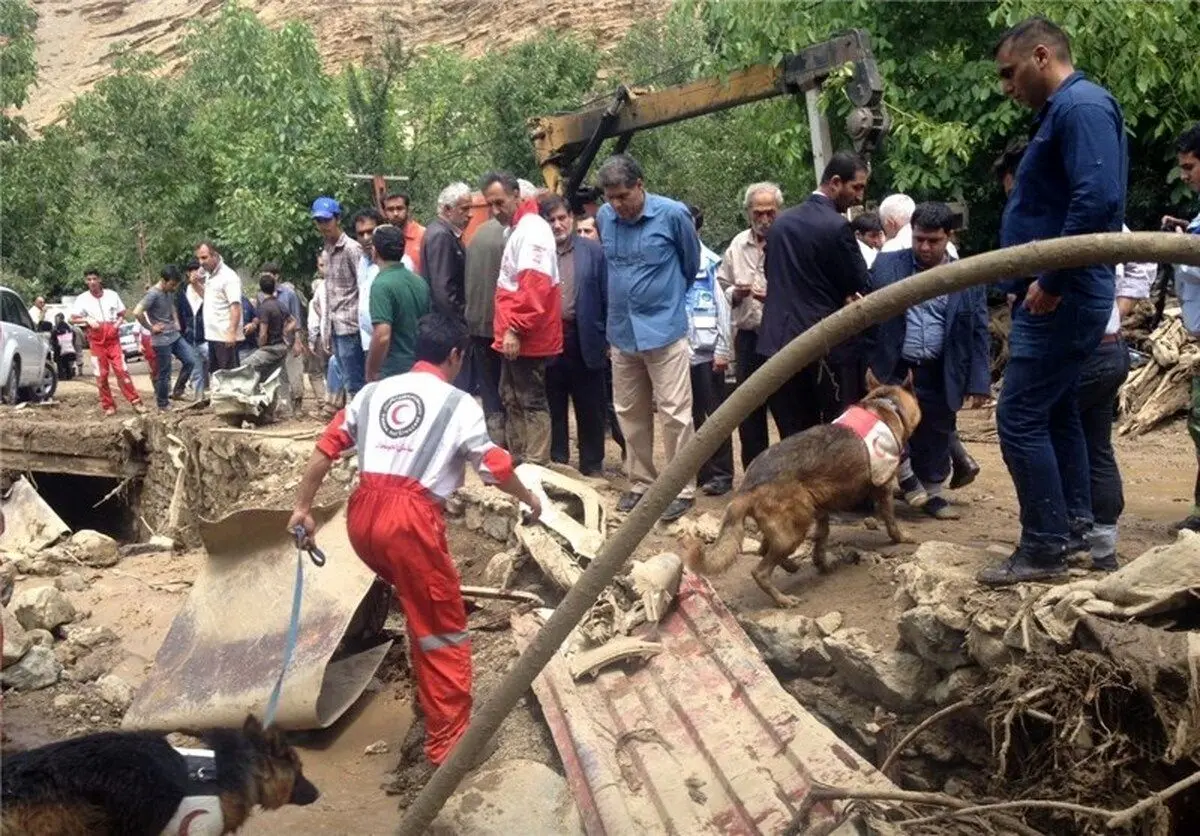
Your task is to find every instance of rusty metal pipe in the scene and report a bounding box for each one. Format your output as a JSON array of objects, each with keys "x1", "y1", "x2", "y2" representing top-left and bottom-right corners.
[{"x1": 396, "y1": 232, "x2": 1200, "y2": 834}]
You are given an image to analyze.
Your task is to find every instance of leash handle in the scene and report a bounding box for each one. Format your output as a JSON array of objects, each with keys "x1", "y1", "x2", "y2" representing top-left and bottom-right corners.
[{"x1": 292, "y1": 525, "x2": 326, "y2": 567}]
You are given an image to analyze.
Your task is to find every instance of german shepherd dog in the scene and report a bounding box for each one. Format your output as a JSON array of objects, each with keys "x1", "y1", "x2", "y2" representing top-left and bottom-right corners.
[
  {"x1": 686, "y1": 371, "x2": 922, "y2": 607},
  {"x1": 1, "y1": 715, "x2": 319, "y2": 836}
]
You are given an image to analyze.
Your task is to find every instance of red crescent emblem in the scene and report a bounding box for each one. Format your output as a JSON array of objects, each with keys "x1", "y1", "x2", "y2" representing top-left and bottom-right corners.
[{"x1": 179, "y1": 809, "x2": 210, "y2": 835}]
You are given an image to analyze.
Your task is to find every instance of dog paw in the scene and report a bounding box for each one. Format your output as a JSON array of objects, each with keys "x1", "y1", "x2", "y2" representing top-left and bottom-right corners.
[
  {"x1": 890, "y1": 528, "x2": 916, "y2": 544},
  {"x1": 773, "y1": 594, "x2": 804, "y2": 608}
]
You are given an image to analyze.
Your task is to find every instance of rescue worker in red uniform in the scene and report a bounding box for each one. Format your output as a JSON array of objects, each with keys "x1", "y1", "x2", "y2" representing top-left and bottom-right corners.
[
  {"x1": 70, "y1": 268, "x2": 146, "y2": 415},
  {"x1": 288, "y1": 313, "x2": 541, "y2": 770}
]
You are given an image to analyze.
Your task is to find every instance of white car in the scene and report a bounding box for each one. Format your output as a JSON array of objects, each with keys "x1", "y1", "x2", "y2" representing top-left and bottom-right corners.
[
  {"x1": 0, "y1": 286, "x2": 57, "y2": 404},
  {"x1": 119, "y1": 321, "x2": 143, "y2": 361}
]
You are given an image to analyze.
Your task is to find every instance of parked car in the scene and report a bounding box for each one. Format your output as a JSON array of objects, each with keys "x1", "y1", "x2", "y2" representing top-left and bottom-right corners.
[
  {"x1": 119, "y1": 321, "x2": 142, "y2": 361},
  {"x1": 0, "y1": 286, "x2": 57, "y2": 404}
]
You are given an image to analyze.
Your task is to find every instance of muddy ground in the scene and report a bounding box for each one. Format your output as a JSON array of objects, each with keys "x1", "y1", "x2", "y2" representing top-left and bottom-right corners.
[{"x1": 2, "y1": 364, "x2": 1195, "y2": 834}]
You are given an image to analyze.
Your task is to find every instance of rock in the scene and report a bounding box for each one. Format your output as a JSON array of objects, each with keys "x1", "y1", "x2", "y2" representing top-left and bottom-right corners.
[
  {"x1": 430, "y1": 758, "x2": 583, "y2": 836},
  {"x1": 66, "y1": 652, "x2": 110, "y2": 683},
  {"x1": 898, "y1": 606, "x2": 971, "y2": 671},
  {"x1": 0, "y1": 645, "x2": 62, "y2": 690},
  {"x1": 444, "y1": 494, "x2": 465, "y2": 517},
  {"x1": 0, "y1": 561, "x2": 16, "y2": 605},
  {"x1": 824, "y1": 628, "x2": 937, "y2": 712},
  {"x1": 68, "y1": 530, "x2": 120, "y2": 568},
  {"x1": 10, "y1": 585, "x2": 77, "y2": 631},
  {"x1": 893, "y1": 541, "x2": 993, "y2": 614},
  {"x1": 814, "y1": 611, "x2": 844, "y2": 637},
  {"x1": 94, "y1": 674, "x2": 134, "y2": 711},
  {"x1": 738, "y1": 611, "x2": 831, "y2": 677},
  {"x1": 464, "y1": 503, "x2": 484, "y2": 532},
  {"x1": 484, "y1": 552, "x2": 517, "y2": 588},
  {"x1": 53, "y1": 692, "x2": 82, "y2": 711},
  {"x1": 15, "y1": 555, "x2": 59, "y2": 576},
  {"x1": 1, "y1": 604, "x2": 31, "y2": 667},
  {"x1": 943, "y1": 777, "x2": 968, "y2": 797},
  {"x1": 53, "y1": 643, "x2": 78, "y2": 666},
  {"x1": 26, "y1": 628, "x2": 54, "y2": 648},
  {"x1": 55, "y1": 571, "x2": 88, "y2": 592},
  {"x1": 482, "y1": 513, "x2": 512, "y2": 543},
  {"x1": 966, "y1": 626, "x2": 1018, "y2": 671},
  {"x1": 363, "y1": 739, "x2": 389, "y2": 755},
  {"x1": 62, "y1": 625, "x2": 118, "y2": 650},
  {"x1": 929, "y1": 666, "x2": 988, "y2": 706},
  {"x1": 118, "y1": 535, "x2": 178, "y2": 558}
]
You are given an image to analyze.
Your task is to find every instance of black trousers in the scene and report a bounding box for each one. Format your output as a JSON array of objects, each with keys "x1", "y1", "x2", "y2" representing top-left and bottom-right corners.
[
  {"x1": 547, "y1": 321, "x2": 607, "y2": 475},
  {"x1": 209, "y1": 342, "x2": 239, "y2": 373},
  {"x1": 604, "y1": 358, "x2": 626, "y2": 455},
  {"x1": 469, "y1": 335, "x2": 504, "y2": 418},
  {"x1": 768, "y1": 353, "x2": 866, "y2": 439},
  {"x1": 735, "y1": 329, "x2": 770, "y2": 468},
  {"x1": 690, "y1": 361, "x2": 734, "y2": 485},
  {"x1": 1077, "y1": 340, "x2": 1130, "y2": 526},
  {"x1": 901, "y1": 358, "x2": 955, "y2": 486}
]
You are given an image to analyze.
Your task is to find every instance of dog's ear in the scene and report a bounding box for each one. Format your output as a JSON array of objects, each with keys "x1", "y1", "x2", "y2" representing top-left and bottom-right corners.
[
  {"x1": 901, "y1": 370, "x2": 915, "y2": 393},
  {"x1": 261, "y1": 722, "x2": 294, "y2": 759},
  {"x1": 865, "y1": 367, "x2": 882, "y2": 391},
  {"x1": 243, "y1": 714, "x2": 265, "y2": 741}
]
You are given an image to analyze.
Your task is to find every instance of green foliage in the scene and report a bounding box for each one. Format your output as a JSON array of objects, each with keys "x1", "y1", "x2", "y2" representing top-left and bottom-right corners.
[{"x1": 0, "y1": 0, "x2": 37, "y2": 140}]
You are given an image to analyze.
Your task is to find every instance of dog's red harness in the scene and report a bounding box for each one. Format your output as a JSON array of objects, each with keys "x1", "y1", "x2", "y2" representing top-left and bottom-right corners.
[{"x1": 833, "y1": 405, "x2": 902, "y2": 486}]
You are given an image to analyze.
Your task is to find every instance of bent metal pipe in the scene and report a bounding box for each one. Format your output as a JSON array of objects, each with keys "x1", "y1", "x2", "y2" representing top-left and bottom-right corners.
[{"x1": 397, "y1": 231, "x2": 1200, "y2": 835}]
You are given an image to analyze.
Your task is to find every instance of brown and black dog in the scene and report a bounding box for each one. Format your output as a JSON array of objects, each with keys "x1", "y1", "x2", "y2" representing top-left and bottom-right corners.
[
  {"x1": 1, "y1": 715, "x2": 318, "y2": 836},
  {"x1": 686, "y1": 371, "x2": 922, "y2": 607}
]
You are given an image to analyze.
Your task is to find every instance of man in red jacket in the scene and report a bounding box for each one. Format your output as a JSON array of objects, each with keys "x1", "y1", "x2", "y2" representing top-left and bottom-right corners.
[
  {"x1": 481, "y1": 171, "x2": 563, "y2": 465},
  {"x1": 70, "y1": 269, "x2": 146, "y2": 416}
]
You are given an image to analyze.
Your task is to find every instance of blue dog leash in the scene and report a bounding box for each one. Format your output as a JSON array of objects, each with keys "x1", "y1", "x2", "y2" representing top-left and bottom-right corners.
[{"x1": 263, "y1": 526, "x2": 326, "y2": 728}]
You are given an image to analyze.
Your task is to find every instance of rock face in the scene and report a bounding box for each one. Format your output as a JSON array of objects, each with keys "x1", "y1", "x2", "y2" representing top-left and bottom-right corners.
[
  {"x1": 1, "y1": 645, "x2": 62, "y2": 691},
  {"x1": 68, "y1": 530, "x2": 120, "y2": 568},
  {"x1": 824, "y1": 628, "x2": 937, "y2": 712},
  {"x1": 21, "y1": 0, "x2": 670, "y2": 130},
  {"x1": 1, "y1": 604, "x2": 31, "y2": 667},
  {"x1": 10, "y1": 585, "x2": 77, "y2": 632},
  {"x1": 430, "y1": 758, "x2": 583, "y2": 836}
]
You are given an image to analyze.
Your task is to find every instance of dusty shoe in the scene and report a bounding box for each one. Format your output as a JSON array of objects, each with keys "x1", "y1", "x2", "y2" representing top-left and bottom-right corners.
[
  {"x1": 976, "y1": 548, "x2": 1068, "y2": 587},
  {"x1": 948, "y1": 454, "x2": 980, "y2": 490},
  {"x1": 1090, "y1": 554, "x2": 1119, "y2": 572},
  {"x1": 1172, "y1": 515, "x2": 1200, "y2": 533},
  {"x1": 898, "y1": 475, "x2": 928, "y2": 509},
  {"x1": 660, "y1": 497, "x2": 693, "y2": 523},
  {"x1": 922, "y1": 496, "x2": 960, "y2": 520},
  {"x1": 701, "y1": 478, "x2": 733, "y2": 496},
  {"x1": 616, "y1": 491, "x2": 643, "y2": 513}
]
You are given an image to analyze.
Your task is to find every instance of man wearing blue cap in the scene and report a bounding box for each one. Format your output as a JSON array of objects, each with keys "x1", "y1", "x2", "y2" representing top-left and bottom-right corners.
[{"x1": 312, "y1": 196, "x2": 366, "y2": 397}]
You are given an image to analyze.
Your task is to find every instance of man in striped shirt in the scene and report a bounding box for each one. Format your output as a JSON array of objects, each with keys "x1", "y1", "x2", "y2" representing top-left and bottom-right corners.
[
  {"x1": 289, "y1": 313, "x2": 540, "y2": 770},
  {"x1": 313, "y1": 196, "x2": 366, "y2": 397}
]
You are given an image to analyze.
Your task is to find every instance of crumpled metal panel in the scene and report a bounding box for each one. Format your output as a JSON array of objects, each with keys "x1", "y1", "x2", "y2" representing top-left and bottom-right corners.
[{"x1": 512, "y1": 574, "x2": 897, "y2": 835}]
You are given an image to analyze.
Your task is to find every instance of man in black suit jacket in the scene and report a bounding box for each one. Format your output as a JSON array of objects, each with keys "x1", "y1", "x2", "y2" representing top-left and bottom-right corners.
[{"x1": 758, "y1": 151, "x2": 872, "y2": 436}]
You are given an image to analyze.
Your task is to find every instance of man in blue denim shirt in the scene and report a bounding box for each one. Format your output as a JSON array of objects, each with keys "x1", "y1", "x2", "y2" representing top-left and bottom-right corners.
[
  {"x1": 978, "y1": 17, "x2": 1127, "y2": 585},
  {"x1": 597, "y1": 154, "x2": 701, "y2": 522},
  {"x1": 1165, "y1": 124, "x2": 1200, "y2": 533}
]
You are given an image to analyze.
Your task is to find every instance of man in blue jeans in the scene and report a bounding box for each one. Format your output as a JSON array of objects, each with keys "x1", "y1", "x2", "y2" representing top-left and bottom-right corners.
[
  {"x1": 978, "y1": 16, "x2": 1127, "y2": 585},
  {"x1": 134, "y1": 265, "x2": 197, "y2": 412},
  {"x1": 312, "y1": 196, "x2": 366, "y2": 397}
]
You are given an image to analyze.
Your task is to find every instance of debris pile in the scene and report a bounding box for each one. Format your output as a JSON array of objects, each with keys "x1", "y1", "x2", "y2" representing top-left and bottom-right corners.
[{"x1": 1120, "y1": 307, "x2": 1199, "y2": 435}]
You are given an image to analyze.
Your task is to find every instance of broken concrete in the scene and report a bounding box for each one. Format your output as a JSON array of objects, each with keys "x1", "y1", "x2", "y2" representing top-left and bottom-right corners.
[
  {"x1": 898, "y1": 605, "x2": 971, "y2": 671},
  {"x1": 1, "y1": 644, "x2": 62, "y2": 690},
  {"x1": 824, "y1": 628, "x2": 937, "y2": 712},
  {"x1": 739, "y1": 610, "x2": 833, "y2": 678},
  {"x1": 0, "y1": 475, "x2": 70, "y2": 553},
  {"x1": 430, "y1": 758, "x2": 583, "y2": 836},
  {"x1": 10, "y1": 585, "x2": 77, "y2": 632},
  {"x1": 1, "y1": 603, "x2": 31, "y2": 666}
]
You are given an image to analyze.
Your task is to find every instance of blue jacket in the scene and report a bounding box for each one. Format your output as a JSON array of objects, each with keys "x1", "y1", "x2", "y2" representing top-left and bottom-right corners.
[
  {"x1": 868, "y1": 250, "x2": 990, "y2": 411},
  {"x1": 599, "y1": 193, "x2": 700, "y2": 353},
  {"x1": 759, "y1": 192, "x2": 870, "y2": 361},
  {"x1": 570, "y1": 235, "x2": 609, "y2": 370},
  {"x1": 1001, "y1": 71, "x2": 1126, "y2": 304}
]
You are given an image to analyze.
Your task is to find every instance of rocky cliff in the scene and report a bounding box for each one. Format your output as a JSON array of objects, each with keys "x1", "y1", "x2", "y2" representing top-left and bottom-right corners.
[{"x1": 23, "y1": 0, "x2": 667, "y2": 127}]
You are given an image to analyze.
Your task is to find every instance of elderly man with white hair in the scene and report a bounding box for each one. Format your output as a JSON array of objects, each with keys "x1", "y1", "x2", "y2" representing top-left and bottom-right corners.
[
  {"x1": 420, "y1": 181, "x2": 474, "y2": 321},
  {"x1": 717, "y1": 181, "x2": 783, "y2": 468},
  {"x1": 880, "y1": 193, "x2": 959, "y2": 258}
]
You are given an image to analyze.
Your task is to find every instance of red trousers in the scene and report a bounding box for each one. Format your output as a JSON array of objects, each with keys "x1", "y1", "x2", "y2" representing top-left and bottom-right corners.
[
  {"x1": 88, "y1": 333, "x2": 142, "y2": 412},
  {"x1": 141, "y1": 333, "x2": 159, "y2": 379},
  {"x1": 347, "y1": 475, "x2": 471, "y2": 764}
]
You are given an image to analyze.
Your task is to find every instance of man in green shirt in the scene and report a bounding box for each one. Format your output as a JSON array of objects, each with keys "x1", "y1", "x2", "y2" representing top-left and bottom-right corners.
[{"x1": 367, "y1": 224, "x2": 431, "y2": 381}]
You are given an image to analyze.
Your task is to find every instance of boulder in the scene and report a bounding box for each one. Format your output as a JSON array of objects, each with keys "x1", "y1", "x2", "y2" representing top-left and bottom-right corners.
[
  {"x1": 55, "y1": 572, "x2": 88, "y2": 593},
  {"x1": 0, "y1": 645, "x2": 62, "y2": 690},
  {"x1": 0, "y1": 560, "x2": 16, "y2": 606},
  {"x1": 10, "y1": 585, "x2": 76, "y2": 632},
  {"x1": 68, "y1": 530, "x2": 119, "y2": 568},
  {"x1": 966, "y1": 626, "x2": 1018, "y2": 671},
  {"x1": 482, "y1": 513, "x2": 513, "y2": 543},
  {"x1": 66, "y1": 651, "x2": 110, "y2": 683},
  {"x1": 898, "y1": 606, "x2": 971, "y2": 671},
  {"x1": 1, "y1": 604, "x2": 31, "y2": 667},
  {"x1": 738, "y1": 611, "x2": 832, "y2": 677},
  {"x1": 94, "y1": 674, "x2": 134, "y2": 711},
  {"x1": 430, "y1": 758, "x2": 583, "y2": 836},
  {"x1": 26, "y1": 628, "x2": 54, "y2": 648},
  {"x1": 824, "y1": 628, "x2": 937, "y2": 712},
  {"x1": 62, "y1": 625, "x2": 118, "y2": 650},
  {"x1": 893, "y1": 541, "x2": 992, "y2": 613}
]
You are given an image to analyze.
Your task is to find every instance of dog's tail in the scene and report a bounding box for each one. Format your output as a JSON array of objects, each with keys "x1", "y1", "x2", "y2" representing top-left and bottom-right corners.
[{"x1": 684, "y1": 494, "x2": 753, "y2": 577}]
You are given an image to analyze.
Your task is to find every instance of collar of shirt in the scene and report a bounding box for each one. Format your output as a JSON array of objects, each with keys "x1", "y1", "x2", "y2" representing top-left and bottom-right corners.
[
  {"x1": 1034, "y1": 70, "x2": 1086, "y2": 128},
  {"x1": 612, "y1": 192, "x2": 668, "y2": 226},
  {"x1": 557, "y1": 237, "x2": 575, "y2": 257},
  {"x1": 412, "y1": 360, "x2": 447, "y2": 381},
  {"x1": 910, "y1": 251, "x2": 953, "y2": 272},
  {"x1": 328, "y1": 232, "x2": 351, "y2": 252},
  {"x1": 511, "y1": 198, "x2": 541, "y2": 228}
]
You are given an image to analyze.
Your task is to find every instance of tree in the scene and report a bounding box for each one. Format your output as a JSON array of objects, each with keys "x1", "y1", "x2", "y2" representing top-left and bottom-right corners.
[{"x1": 0, "y1": 0, "x2": 38, "y2": 141}]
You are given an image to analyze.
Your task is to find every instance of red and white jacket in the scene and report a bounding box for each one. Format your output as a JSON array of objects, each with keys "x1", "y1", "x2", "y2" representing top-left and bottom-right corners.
[
  {"x1": 492, "y1": 200, "x2": 563, "y2": 358},
  {"x1": 317, "y1": 362, "x2": 513, "y2": 500},
  {"x1": 71, "y1": 288, "x2": 126, "y2": 345},
  {"x1": 833, "y1": 405, "x2": 902, "y2": 487}
]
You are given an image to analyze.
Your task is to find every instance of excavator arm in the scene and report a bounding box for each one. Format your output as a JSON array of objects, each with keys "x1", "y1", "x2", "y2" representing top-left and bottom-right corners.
[{"x1": 528, "y1": 29, "x2": 889, "y2": 205}]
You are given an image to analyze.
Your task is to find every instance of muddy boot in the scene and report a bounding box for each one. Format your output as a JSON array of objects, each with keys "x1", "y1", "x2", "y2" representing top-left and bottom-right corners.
[
  {"x1": 976, "y1": 546, "x2": 1068, "y2": 586},
  {"x1": 485, "y1": 412, "x2": 507, "y2": 448}
]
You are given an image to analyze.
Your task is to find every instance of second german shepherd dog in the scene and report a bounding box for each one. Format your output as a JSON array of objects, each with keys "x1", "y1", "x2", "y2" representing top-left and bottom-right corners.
[
  {"x1": 1, "y1": 715, "x2": 319, "y2": 836},
  {"x1": 686, "y1": 371, "x2": 922, "y2": 607}
]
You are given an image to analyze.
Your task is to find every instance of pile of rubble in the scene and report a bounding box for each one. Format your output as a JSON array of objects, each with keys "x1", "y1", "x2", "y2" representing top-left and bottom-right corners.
[{"x1": 1120, "y1": 306, "x2": 1199, "y2": 436}]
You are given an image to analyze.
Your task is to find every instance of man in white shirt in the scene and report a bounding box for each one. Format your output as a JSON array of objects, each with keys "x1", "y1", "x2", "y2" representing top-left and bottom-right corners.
[
  {"x1": 194, "y1": 241, "x2": 243, "y2": 372},
  {"x1": 28, "y1": 296, "x2": 46, "y2": 327},
  {"x1": 70, "y1": 269, "x2": 146, "y2": 415},
  {"x1": 880, "y1": 193, "x2": 959, "y2": 258}
]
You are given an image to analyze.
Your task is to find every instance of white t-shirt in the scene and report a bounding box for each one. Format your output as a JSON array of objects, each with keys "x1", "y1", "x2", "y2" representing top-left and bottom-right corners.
[
  {"x1": 202, "y1": 260, "x2": 243, "y2": 343},
  {"x1": 72, "y1": 289, "x2": 126, "y2": 326},
  {"x1": 357, "y1": 256, "x2": 381, "y2": 350}
]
